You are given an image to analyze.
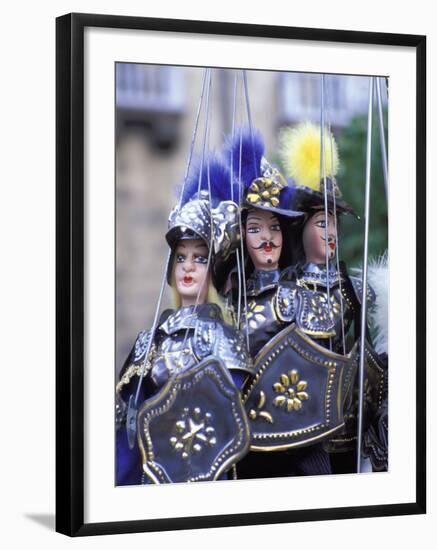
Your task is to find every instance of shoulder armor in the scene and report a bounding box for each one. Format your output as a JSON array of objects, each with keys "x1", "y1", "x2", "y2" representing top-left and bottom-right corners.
[
  {"x1": 213, "y1": 323, "x2": 254, "y2": 373},
  {"x1": 349, "y1": 276, "x2": 376, "y2": 308},
  {"x1": 193, "y1": 320, "x2": 215, "y2": 358},
  {"x1": 295, "y1": 287, "x2": 336, "y2": 337},
  {"x1": 132, "y1": 329, "x2": 153, "y2": 364},
  {"x1": 275, "y1": 283, "x2": 297, "y2": 322}
]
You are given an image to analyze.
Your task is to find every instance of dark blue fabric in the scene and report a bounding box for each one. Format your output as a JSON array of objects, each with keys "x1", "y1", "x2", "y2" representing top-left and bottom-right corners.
[
  {"x1": 230, "y1": 369, "x2": 246, "y2": 389},
  {"x1": 116, "y1": 428, "x2": 142, "y2": 486},
  {"x1": 237, "y1": 444, "x2": 332, "y2": 479}
]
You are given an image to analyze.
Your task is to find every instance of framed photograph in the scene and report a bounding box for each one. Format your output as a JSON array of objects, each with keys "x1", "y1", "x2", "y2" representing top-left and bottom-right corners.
[{"x1": 56, "y1": 12, "x2": 426, "y2": 536}]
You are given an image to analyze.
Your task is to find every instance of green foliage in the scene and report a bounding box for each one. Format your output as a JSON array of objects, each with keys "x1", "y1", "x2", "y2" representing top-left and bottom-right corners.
[{"x1": 337, "y1": 109, "x2": 388, "y2": 268}]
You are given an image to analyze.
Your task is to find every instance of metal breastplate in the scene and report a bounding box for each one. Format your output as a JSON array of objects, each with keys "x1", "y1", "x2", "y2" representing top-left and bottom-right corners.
[
  {"x1": 244, "y1": 289, "x2": 283, "y2": 358},
  {"x1": 243, "y1": 270, "x2": 286, "y2": 357},
  {"x1": 151, "y1": 304, "x2": 254, "y2": 388},
  {"x1": 243, "y1": 283, "x2": 354, "y2": 358},
  {"x1": 294, "y1": 286, "x2": 353, "y2": 340},
  {"x1": 151, "y1": 334, "x2": 198, "y2": 389},
  {"x1": 294, "y1": 266, "x2": 356, "y2": 351}
]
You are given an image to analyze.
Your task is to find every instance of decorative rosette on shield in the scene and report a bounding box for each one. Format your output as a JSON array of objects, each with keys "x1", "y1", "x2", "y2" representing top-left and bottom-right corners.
[
  {"x1": 165, "y1": 156, "x2": 240, "y2": 282},
  {"x1": 223, "y1": 127, "x2": 304, "y2": 220},
  {"x1": 279, "y1": 121, "x2": 356, "y2": 216}
]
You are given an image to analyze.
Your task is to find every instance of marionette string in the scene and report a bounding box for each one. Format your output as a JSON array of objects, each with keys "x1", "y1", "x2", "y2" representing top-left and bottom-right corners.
[
  {"x1": 376, "y1": 77, "x2": 388, "y2": 200},
  {"x1": 182, "y1": 69, "x2": 215, "y2": 354},
  {"x1": 197, "y1": 68, "x2": 213, "y2": 198},
  {"x1": 326, "y1": 78, "x2": 346, "y2": 356},
  {"x1": 238, "y1": 121, "x2": 250, "y2": 350},
  {"x1": 357, "y1": 76, "x2": 375, "y2": 473},
  {"x1": 243, "y1": 70, "x2": 258, "y2": 183},
  {"x1": 132, "y1": 68, "x2": 209, "y2": 408},
  {"x1": 320, "y1": 74, "x2": 333, "y2": 351},
  {"x1": 230, "y1": 71, "x2": 243, "y2": 326}
]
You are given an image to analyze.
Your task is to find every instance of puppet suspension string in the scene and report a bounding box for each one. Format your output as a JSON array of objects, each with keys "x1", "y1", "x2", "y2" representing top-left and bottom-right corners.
[
  {"x1": 197, "y1": 69, "x2": 213, "y2": 197},
  {"x1": 238, "y1": 127, "x2": 250, "y2": 349},
  {"x1": 326, "y1": 79, "x2": 346, "y2": 355},
  {"x1": 239, "y1": 70, "x2": 261, "y2": 345},
  {"x1": 331, "y1": 184, "x2": 347, "y2": 355},
  {"x1": 182, "y1": 69, "x2": 215, "y2": 353},
  {"x1": 230, "y1": 72, "x2": 238, "y2": 204},
  {"x1": 320, "y1": 74, "x2": 333, "y2": 350},
  {"x1": 127, "y1": 69, "x2": 211, "y2": 447},
  {"x1": 238, "y1": 73, "x2": 249, "y2": 349},
  {"x1": 177, "y1": 69, "x2": 208, "y2": 210},
  {"x1": 376, "y1": 77, "x2": 388, "y2": 199},
  {"x1": 231, "y1": 71, "x2": 243, "y2": 326},
  {"x1": 357, "y1": 76, "x2": 375, "y2": 473},
  {"x1": 230, "y1": 72, "x2": 250, "y2": 344},
  {"x1": 243, "y1": 70, "x2": 258, "y2": 179},
  {"x1": 133, "y1": 68, "x2": 209, "y2": 407}
]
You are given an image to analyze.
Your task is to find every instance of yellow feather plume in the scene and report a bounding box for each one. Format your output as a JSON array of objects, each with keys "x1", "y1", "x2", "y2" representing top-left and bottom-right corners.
[{"x1": 279, "y1": 122, "x2": 339, "y2": 191}]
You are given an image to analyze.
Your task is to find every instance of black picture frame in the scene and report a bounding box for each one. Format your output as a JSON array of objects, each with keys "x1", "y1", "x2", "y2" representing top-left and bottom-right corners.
[{"x1": 56, "y1": 12, "x2": 426, "y2": 537}]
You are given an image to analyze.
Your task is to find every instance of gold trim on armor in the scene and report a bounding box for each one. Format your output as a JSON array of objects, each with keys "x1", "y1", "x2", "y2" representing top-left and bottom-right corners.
[
  {"x1": 116, "y1": 364, "x2": 143, "y2": 394},
  {"x1": 250, "y1": 423, "x2": 345, "y2": 451}
]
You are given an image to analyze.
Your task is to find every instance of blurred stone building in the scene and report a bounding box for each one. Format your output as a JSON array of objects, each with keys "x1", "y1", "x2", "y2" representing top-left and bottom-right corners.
[{"x1": 115, "y1": 64, "x2": 386, "y2": 370}]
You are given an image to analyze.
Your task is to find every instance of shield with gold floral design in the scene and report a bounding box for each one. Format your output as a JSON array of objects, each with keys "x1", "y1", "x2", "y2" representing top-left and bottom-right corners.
[
  {"x1": 242, "y1": 323, "x2": 357, "y2": 450},
  {"x1": 137, "y1": 356, "x2": 250, "y2": 483}
]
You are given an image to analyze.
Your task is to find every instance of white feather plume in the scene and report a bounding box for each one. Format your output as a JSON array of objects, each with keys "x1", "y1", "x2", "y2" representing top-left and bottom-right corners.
[{"x1": 352, "y1": 252, "x2": 389, "y2": 355}]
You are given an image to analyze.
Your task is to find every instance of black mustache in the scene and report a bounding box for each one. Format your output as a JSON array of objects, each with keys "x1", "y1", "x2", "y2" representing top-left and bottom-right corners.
[{"x1": 252, "y1": 241, "x2": 280, "y2": 250}]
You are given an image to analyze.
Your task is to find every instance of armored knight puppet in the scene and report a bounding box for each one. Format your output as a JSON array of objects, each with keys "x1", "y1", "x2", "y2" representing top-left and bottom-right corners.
[
  {"x1": 115, "y1": 157, "x2": 253, "y2": 485},
  {"x1": 278, "y1": 122, "x2": 388, "y2": 473},
  {"x1": 221, "y1": 128, "x2": 344, "y2": 478},
  {"x1": 219, "y1": 124, "x2": 388, "y2": 478}
]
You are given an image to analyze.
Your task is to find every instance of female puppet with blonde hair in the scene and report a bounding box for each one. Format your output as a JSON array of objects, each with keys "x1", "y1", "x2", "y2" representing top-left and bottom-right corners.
[{"x1": 115, "y1": 157, "x2": 253, "y2": 485}]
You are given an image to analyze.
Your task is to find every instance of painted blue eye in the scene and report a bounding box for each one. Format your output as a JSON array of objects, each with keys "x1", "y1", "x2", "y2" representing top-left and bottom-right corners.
[
  {"x1": 247, "y1": 226, "x2": 260, "y2": 233},
  {"x1": 271, "y1": 224, "x2": 281, "y2": 232},
  {"x1": 176, "y1": 254, "x2": 185, "y2": 263},
  {"x1": 194, "y1": 255, "x2": 208, "y2": 264},
  {"x1": 315, "y1": 221, "x2": 326, "y2": 228}
]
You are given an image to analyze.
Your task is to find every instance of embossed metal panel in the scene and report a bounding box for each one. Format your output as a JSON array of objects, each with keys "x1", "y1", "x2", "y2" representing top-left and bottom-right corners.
[
  {"x1": 243, "y1": 323, "x2": 357, "y2": 450},
  {"x1": 137, "y1": 356, "x2": 250, "y2": 483}
]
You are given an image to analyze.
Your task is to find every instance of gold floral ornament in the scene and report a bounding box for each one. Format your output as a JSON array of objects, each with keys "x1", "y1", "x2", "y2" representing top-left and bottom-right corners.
[
  {"x1": 169, "y1": 407, "x2": 217, "y2": 461},
  {"x1": 246, "y1": 158, "x2": 288, "y2": 209},
  {"x1": 245, "y1": 300, "x2": 266, "y2": 330},
  {"x1": 273, "y1": 370, "x2": 309, "y2": 412}
]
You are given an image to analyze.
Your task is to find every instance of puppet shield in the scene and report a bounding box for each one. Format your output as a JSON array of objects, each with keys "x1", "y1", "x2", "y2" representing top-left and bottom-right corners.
[
  {"x1": 242, "y1": 323, "x2": 357, "y2": 451},
  {"x1": 137, "y1": 356, "x2": 250, "y2": 483}
]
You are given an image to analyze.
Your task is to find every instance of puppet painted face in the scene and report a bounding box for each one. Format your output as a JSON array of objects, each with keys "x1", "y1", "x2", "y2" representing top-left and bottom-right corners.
[
  {"x1": 245, "y1": 209, "x2": 283, "y2": 271},
  {"x1": 302, "y1": 210, "x2": 336, "y2": 264},
  {"x1": 173, "y1": 239, "x2": 210, "y2": 306}
]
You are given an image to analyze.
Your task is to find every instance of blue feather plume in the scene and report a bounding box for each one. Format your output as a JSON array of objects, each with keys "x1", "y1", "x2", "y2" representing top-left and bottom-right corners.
[
  {"x1": 223, "y1": 126, "x2": 264, "y2": 191},
  {"x1": 278, "y1": 184, "x2": 294, "y2": 210},
  {"x1": 177, "y1": 154, "x2": 236, "y2": 206}
]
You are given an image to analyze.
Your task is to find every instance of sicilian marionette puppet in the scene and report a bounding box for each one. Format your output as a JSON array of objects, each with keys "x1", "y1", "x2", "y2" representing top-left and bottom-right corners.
[
  {"x1": 277, "y1": 121, "x2": 388, "y2": 473},
  {"x1": 115, "y1": 157, "x2": 253, "y2": 485},
  {"x1": 221, "y1": 123, "x2": 387, "y2": 478},
  {"x1": 221, "y1": 128, "x2": 342, "y2": 478}
]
